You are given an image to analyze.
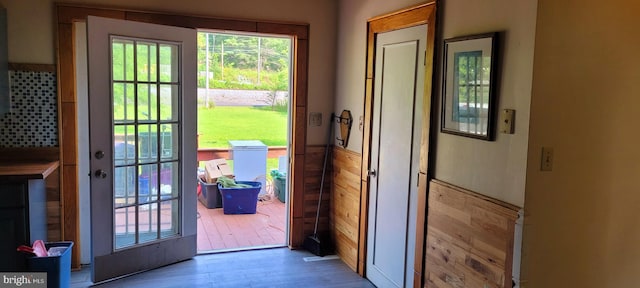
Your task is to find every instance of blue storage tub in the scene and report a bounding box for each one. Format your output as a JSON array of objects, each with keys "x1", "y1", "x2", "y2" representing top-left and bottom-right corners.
[
  {"x1": 198, "y1": 177, "x2": 223, "y2": 209},
  {"x1": 27, "y1": 241, "x2": 73, "y2": 288},
  {"x1": 218, "y1": 181, "x2": 261, "y2": 214}
]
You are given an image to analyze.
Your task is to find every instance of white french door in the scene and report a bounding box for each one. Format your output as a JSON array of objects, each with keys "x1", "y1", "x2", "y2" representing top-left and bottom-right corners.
[{"x1": 87, "y1": 16, "x2": 197, "y2": 282}]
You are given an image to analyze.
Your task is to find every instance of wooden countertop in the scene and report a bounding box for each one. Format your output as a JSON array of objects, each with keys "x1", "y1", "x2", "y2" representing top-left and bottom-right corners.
[{"x1": 0, "y1": 161, "x2": 60, "y2": 181}]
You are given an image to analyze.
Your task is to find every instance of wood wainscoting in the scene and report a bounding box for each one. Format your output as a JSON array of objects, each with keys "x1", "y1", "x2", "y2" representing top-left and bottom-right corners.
[
  {"x1": 299, "y1": 145, "x2": 332, "y2": 243},
  {"x1": 425, "y1": 180, "x2": 519, "y2": 288},
  {"x1": 330, "y1": 147, "x2": 361, "y2": 271}
]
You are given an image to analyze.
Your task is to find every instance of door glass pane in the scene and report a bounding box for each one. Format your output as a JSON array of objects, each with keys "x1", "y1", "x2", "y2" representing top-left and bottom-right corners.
[
  {"x1": 114, "y1": 166, "x2": 136, "y2": 208},
  {"x1": 112, "y1": 39, "x2": 134, "y2": 81},
  {"x1": 160, "y1": 199, "x2": 179, "y2": 239},
  {"x1": 113, "y1": 83, "x2": 136, "y2": 122},
  {"x1": 160, "y1": 162, "x2": 178, "y2": 199},
  {"x1": 159, "y1": 84, "x2": 178, "y2": 121},
  {"x1": 159, "y1": 44, "x2": 178, "y2": 83},
  {"x1": 137, "y1": 42, "x2": 157, "y2": 82},
  {"x1": 113, "y1": 131, "x2": 136, "y2": 165},
  {"x1": 138, "y1": 124, "x2": 158, "y2": 163},
  {"x1": 115, "y1": 207, "x2": 136, "y2": 249},
  {"x1": 111, "y1": 36, "x2": 182, "y2": 250},
  {"x1": 138, "y1": 202, "x2": 158, "y2": 244},
  {"x1": 137, "y1": 84, "x2": 158, "y2": 121},
  {"x1": 138, "y1": 164, "x2": 157, "y2": 205},
  {"x1": 160, "y1": 123, "x2": 178, "y2": 160}
]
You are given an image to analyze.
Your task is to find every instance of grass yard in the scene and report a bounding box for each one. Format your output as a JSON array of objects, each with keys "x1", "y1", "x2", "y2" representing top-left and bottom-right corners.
[
  {"x1": 197, "y1": 106, "x2": 288, "y2": 148},
  {"x1": 198, "y1": 106, "x2": 288, "y2": 179}
]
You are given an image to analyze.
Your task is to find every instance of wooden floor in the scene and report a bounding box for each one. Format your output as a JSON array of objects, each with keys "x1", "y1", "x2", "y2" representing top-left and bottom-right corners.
[
  {"x1": 197, "y1": 196, "x2": 286, "y2": 251},
  {"x1": 70, "y1": 248, "x2": 375, "y2": 287}
]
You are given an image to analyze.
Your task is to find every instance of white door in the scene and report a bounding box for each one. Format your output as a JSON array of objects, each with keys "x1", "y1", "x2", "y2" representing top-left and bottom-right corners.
[
  {"x1": 88, "y1": 16, "x2": 197, "y2": 283},
  {"x1": 367, "y1": 24, "x2": 427, "y2": 288}
]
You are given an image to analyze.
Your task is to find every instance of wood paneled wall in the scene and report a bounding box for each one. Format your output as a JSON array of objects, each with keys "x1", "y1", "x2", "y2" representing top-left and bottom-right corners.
[
  {"x1": 425, "y1": 180, "x2": 519, "y2": 288},
  {"x1": 294, "y1": 145, "x2": 332, "y2": 246},
  {"x1": 46, "y1": 168, "x2": 61, "y2": 241},
  {"x1": 330, "y1": 147, "x2": 361, "y2": 271}
]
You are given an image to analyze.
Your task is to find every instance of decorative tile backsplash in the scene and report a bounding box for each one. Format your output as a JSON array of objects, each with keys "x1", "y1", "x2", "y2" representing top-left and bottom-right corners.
[{"x1": 0, "y1": 70, "x2": 58, "y2": 147}]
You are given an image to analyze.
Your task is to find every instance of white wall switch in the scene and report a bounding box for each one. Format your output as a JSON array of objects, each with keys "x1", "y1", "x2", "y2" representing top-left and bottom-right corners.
[{"x1": 500, "y1": 109, "x2": 516, "y2": 134}]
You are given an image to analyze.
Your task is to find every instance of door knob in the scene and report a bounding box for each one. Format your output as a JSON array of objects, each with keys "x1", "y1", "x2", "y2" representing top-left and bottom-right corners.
[
  {"x1": 95, "y1": 150, "x2": 105, "y2": 159},
  {"x1": 368, "y1": 169, "x2": 377, "y2": 177},
  {"x1": 94, "y1": 169, "x2": 107, "y2": 178}
]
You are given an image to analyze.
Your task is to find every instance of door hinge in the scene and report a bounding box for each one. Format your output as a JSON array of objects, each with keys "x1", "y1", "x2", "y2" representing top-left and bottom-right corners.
[{"x1": 424, "y1": 50, "x2": 426, "y2": 66}]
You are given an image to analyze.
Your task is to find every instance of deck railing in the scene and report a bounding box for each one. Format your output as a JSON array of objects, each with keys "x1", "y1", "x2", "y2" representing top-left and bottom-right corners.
[{"x1": 197, "y1": 146, "x2": 287, "y2": 162}]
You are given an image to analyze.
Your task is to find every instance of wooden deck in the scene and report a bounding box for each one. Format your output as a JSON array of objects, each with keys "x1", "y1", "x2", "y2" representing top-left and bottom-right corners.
[
  {"x1": 196, "y1": 146, "x2": 287, "y2": 162},
  {"x1": 197, "y1": 196, "x2": 287, "y2": 251}
]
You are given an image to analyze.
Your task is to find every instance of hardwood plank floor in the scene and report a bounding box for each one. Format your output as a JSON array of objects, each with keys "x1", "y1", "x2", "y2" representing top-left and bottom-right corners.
[{"x1": 71, "y1": 248, "x2": 375, "y2": 287}]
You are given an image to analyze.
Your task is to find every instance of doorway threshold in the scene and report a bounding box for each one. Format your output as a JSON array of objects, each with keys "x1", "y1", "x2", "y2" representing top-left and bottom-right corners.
[{"x1": 197, "y1": 244, "x2": 287, "y2": 255}]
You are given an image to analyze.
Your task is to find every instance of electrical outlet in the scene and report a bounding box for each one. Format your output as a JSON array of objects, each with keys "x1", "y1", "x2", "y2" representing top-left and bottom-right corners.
[
  {"x1": 541, "y1": 147, "x2": 553, "y2": 171},
  {"x1": 309, "y1": 112, "x2": 322, "y2": 127}
]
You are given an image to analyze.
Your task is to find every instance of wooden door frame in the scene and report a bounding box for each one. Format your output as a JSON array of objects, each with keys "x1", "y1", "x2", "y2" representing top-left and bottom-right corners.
[
  {"x1": 56, "y1": 4, "x2": 309, "y2": 268},
  {"x1": 360, "y1": 2, "x2": 436, "y2": 287}
]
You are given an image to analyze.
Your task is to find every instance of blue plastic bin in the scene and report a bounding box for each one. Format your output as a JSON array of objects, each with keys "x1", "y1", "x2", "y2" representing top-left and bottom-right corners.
[
  {"x1": 27, "y1": 241, "x2": 73, "y2": 288},
  {"x1": 218, "y1": 181, "x2": 261, "y2": 214},
  {"x1": 198, "y1": 177, "x2": 223, "y2": 209}
]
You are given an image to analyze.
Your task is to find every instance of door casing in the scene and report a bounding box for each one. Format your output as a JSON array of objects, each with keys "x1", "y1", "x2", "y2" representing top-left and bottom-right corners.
[
  {"x1": 360, "y1": 3, "x2": 437, "y2": 288},
  {"x1": 56, "y1": 4, "x2": 310, "y2": 268}
]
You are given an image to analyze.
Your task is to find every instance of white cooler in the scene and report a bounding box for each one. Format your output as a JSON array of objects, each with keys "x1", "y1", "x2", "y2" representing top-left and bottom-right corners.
[{"x1": 229, "y1": 140, "x2": 267, "y2": 195}]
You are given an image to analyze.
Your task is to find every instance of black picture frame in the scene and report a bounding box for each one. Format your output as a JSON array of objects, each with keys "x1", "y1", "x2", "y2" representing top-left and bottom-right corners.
[{"x1": 441, "y1": 32, "x2": 498, "y2": 140}]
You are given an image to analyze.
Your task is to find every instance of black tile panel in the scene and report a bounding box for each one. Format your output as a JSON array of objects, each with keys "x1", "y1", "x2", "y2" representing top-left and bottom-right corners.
[{"x1": 0, "y1": 70, "x2": 58, "y2": 147}]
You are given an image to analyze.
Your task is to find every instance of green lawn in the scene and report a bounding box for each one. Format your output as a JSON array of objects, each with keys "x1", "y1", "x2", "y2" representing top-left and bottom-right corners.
[
  {"x1": 197, "y1": 106, "x2": 288, "y2": 148},
  {"x1": 197, "y1": 106, "x2": 287, "y2": 178}
]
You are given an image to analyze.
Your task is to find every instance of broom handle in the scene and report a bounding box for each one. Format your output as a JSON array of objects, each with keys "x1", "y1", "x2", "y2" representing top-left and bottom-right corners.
[{"x1": 313, "y1": 113, "x2": 334, "y2": 237}]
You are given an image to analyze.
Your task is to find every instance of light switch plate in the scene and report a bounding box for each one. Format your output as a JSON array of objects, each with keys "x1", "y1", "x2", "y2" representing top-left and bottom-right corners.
[
  {"x1": 500, "y1": 109, "x2": 515, "y2": 134},
  {"x1": 541, "y1": 147, "x2": 553, "y2": 171},
  {"x1": 309, "y1": 112, "x2": 322, "y2": 127}
]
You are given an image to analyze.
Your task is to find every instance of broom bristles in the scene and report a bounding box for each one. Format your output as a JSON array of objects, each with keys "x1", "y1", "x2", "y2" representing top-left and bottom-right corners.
[{"x1": 304, "y1": 234, "x2": 333, "y2": 257}]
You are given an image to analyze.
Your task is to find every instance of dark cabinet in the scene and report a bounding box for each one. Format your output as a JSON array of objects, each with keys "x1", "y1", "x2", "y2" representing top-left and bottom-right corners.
[{"x1": 0, "y1": 180, "x2": 47, "y2": 271}]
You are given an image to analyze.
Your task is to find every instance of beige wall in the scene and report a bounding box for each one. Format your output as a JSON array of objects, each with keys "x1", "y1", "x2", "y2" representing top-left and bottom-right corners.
[
  {"x1": 522, "y1": 0, "x2": 640, "y2": 286},
  {"x1": 0, "y1": 0, "x2": 337, "y2": 145},
  {"x1": 0, "y1": 0, "x2": 54, "y2": 64},
  {"x1": 334, "y1": 0, "x2": 426, "y2": 152},
  {"x1": 335, "y1": 0, "x2": 536, "y2": 207},
  {"x1": 434, "y1": 0, "x2": 537, "y2": 207},
  {"x1": 335, "y1": 1, "x2": 536, "y2": 283}
]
